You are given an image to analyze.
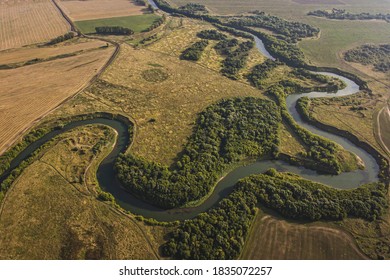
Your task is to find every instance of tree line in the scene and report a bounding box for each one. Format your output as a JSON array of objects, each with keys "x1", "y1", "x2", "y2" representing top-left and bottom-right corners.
[
  {"x1": 95, "y1": 26, "x2": 134, "y2": 35},
  {"x1": 115, "y1": 98, "x2": 281, "y2": 209},
  {"x1": 308, "y1": 8, "x2": 390, "y2": 23},
  {"x1": 162, "y1": 170, "x2": 387, "y2": 259},
  {"x1": 180, "y1": 40, "x2": 209, "y2": 61}
]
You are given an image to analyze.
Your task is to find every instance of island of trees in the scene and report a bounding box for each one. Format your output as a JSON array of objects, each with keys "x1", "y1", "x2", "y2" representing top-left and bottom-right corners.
[
  {"x1": 308, "y1": 8, "x2": 390, "y2": 23},
  {"x1": 344, "y1": 44, "x2": 390, "y2": 72}
]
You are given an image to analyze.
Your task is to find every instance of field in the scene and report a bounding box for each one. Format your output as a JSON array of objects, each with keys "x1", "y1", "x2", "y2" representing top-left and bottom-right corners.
[
  {"x1": 241, "y1": 213, "x2": 368, "y2": 260},
  {"x1": 0, "y1": 125, "x2": 164, "y2": 259},
  {"x1": 0, "y1": 39, "x2": 106, "y2": 65},
  {"x1": 48, "y1": 43, "x2": 264, "y2": 165},
  {"x1": 59, "y1": 0, "x2": 145, "y2": 21},
  {"x1": 0, "y1": 0, "x2": 70, "y2": 50},
  {"x1": 0, "y1": 43, "x2": 114, "y2": 155},
  {"x1": 75, "y1": 14, "x2": 161, "y2": 34},
  {"x1": 377, "y1": 104, "x2": 390, "y2": 156},
  {"x1": 169, "y1": 0, "x2": 390, "y2": 18}
]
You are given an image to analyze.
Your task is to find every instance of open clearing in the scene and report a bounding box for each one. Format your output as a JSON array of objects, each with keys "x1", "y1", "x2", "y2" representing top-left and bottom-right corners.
[
  {"x1": 0, "y1": 0, "x2": 70, "y2": 50},
  {"x1": 59, "y1": 0, "x2": 145, "y2": 21},
  {"x1": 241, "y1": 213, "x2": 367, "y2": 259},
  {"x1": 0, "y1": 45, "x2": 114, "y2": 155},
  {"x1": 75, "y1": 14, "x2": 160, "y2": 34},
  {"x1": 48, "y1": 43, "x2": 265, "y2": 165},
  {"x1": 0, "y1": 125, "x2": 163, "y2": 259},
  {"x1": 377, "y1": 104, "x2": 390, "y2": 156}
]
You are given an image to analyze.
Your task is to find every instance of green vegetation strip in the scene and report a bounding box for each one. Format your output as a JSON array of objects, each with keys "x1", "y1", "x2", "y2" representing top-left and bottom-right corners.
[
  {"x1": 162, "y1": 170, "x2": 387, "y2": 259},
  {"x1": 115, "y1": 97, "x2": 281, "y2": 209},
  {"x1": 344, "y1": 44, "x2": 390, "y2": 73},
  {"x1": 75, "y1": 14, "x2": 161, "y2": 34}
]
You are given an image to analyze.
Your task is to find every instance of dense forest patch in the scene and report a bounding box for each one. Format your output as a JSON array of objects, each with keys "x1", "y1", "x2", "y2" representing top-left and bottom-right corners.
[
  {"x1": 344, "y1": 44, "x2": 390, "y2": 73},
  {"x1": 115, "y1": 97, "x2": 280, "y2": 208},
  {"x1": 180, "y1": 40, "x2": 209, "y2": 61},
  {"x1": 162, "y1": 171, "x2": 387, "y2": 259}
]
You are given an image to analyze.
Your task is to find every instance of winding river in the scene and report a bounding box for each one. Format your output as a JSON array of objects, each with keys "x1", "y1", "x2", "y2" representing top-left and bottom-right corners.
[{"x1": 0, "y1": 11, "x2": 380, "y2": 221}]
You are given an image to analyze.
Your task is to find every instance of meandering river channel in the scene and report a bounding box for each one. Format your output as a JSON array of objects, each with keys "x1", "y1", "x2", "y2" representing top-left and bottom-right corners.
[{"x1": 0, "y1": 8, "x2": 379, "y2": 221}]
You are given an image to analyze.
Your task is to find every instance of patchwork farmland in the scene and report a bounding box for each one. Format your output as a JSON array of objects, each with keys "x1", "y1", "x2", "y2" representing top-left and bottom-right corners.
[{"x1": 0, "y1": 0, "x2": 70, "y2": 50}]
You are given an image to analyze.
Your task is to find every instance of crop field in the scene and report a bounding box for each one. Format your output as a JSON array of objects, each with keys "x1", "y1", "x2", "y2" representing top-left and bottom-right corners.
[
  {"x1": 0, "y1": 46, "x2": 114, "y2": 155},
  {"x1": 0, "y1": 125, "x2": 162, "y2": 259},
  {"x1": 0, "y1": 0, "x2": 70, "y2": 50},
  {"x1": 59, "y1": 0, "x2": 145, "y2": 21},
  {"x1": 75, "y1": 14, "x2": 161, "y2": 34},
  {"x1": 0, "y1": 38, "x2": 106, "y2": 65},
  {"x1": 241, "y1": 214, "x2": 367, "y2": 260}
]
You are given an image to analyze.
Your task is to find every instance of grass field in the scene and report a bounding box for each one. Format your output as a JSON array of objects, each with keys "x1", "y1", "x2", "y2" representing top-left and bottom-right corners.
[
  {"x1": 377, "y1": 104, "x2": 390, "y2": 156},
  {"x1": 59, "y1": 0, "x2": 146, "y2": 21},
  {"x1": 0, "y1": 44, "x2": 114, "y2": 155},
  {"x1": 0, "y1": 125, "x2": 163, "y2": 259},
  {"x1": 241, "y1": 213, "x2": 368, "y2": 260},
  {"x1": 0, "y1": 0, "x2": 70, "y2": 50},
  {"x1": 75, "y1": 14, "x2": 161, "y2": 34}
]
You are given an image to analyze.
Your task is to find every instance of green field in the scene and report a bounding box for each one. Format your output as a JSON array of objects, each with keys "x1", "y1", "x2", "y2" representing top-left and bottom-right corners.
[{"x1": 75, "y1": 14, "x2": 161, "y2": 34}]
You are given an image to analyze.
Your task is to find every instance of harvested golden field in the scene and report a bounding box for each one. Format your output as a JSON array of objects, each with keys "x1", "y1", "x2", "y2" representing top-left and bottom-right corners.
[
  {"x1": 48, "y1": 44, "x2": 264, "y2": 165},
  {"x1": 0, "y1": 38, "x2": 106, "y2": 65},
  {"x1": 59, "y1": 0, "x2": 145, "y2": 21},
  {"x1": 0, "y1": 0, "x2": 70, "y2": 50},
  {"x1": 0, "y1": 46, "x2": 114, "y2": 155},
  {"x1": 241, "y1": 214, "x2": 368, "y2": 260},
  {"x1": 0, "y1": 125, "x2": 162, "y2": 259}
]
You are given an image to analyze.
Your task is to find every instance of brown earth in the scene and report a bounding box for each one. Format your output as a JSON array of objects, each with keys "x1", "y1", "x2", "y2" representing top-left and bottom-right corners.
[
  {"x1": 0, "y1": 46, "x2": 114, "y2": 155},
  {"x1": 0, "y1": 0, "x2": 70, "y2": 50},
  {"x1": 59, "y1": 0, "x2": 145, "y2": 21},
  {"x1": 241, "y1": 214, "x2": 368, "y2": 260}
]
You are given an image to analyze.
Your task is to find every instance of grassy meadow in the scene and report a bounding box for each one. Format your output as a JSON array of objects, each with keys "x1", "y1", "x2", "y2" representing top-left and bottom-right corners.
[{"x1": 75, "y1": 14, "x2": 161, "y2": 34}]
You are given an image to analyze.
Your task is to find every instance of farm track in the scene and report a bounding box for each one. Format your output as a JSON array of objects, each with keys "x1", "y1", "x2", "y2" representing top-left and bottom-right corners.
[{"x1": 0, "y1": 1, "x2": 121, "y2": 156}]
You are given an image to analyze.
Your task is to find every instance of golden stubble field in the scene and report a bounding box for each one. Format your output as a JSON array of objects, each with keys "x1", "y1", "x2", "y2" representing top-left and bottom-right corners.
[
  {"x1": 0, "y1": 0, "x2": 70, "y2": 50},
  {"x1": 59, "y1": 0, "x2": 145, "y2": 21},
  {"x1": 241, "y1": 213, "x2": 368, "y2": 260},
  {"x1": 0, "y1": 42, "x2": 114, "y2": 155},
  {"x1": 0, "y1": 39, "x2": 106, "y2": 64}
]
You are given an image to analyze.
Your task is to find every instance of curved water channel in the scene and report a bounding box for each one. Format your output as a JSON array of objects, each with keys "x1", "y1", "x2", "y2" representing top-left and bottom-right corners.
[{"x1": 0, "y1": 30, "x2": 379, "y2": 222}]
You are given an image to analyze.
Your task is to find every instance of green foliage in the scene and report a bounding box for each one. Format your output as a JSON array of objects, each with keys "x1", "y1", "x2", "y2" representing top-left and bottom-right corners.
[
  {"x1": 268, "y1": 85, "x2": 343, "y2": 174},
  {"x1": 95, "y1": 26, "x2": 134, "y2": 35},
  {"x1": 45, "y1": 32, "x2": 75, "y2": 45},
  {"x1": 197, "y1": 29, "x2": 227, "y2": 40},
  {"x1": 344, "y1": 44, "x2": 390, "y2": 73},
  {"x1": 178, "y1": 3, "x2": 208, "y2": 14},
  {"x1": 162, "y1": 172, "x2": 388, "y2": 259},
  {"x1": 224, "y1": 12, "x2": 319, "y2": 42},
  {"x1": 180, "y1": 40, "x2": 209, "y2": 61},
  {"x1": 246, "y1": 59, "x2": 282, "y2": 89},
  {"x1": 143, "y1": 15, "x2": 166, "y2": 32},
  {"x1": 213, "y1": 39, "x2": 254, "y2": 79},
  {"x1": 97, "y1": 191, "x2": 115, "y2": 202},
  {"x1": 308, "y1": 8, "x2": 390, "y2": 23},
  {"x1": 115, "y1": 98, "x2": 281, "y2": 208}
]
